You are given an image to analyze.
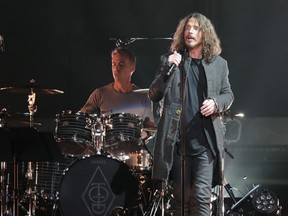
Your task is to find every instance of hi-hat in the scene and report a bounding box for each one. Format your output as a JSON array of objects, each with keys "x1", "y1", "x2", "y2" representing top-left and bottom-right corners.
[
  {"x1": 133, "y1": 88, "x2": 149, "y2": 93},
  {"x1": 0, "y1": 111, "x2": 41, "y2": 126},
  {"x1": 6, "y1": 119, "x2": 42, "y2": 126}
]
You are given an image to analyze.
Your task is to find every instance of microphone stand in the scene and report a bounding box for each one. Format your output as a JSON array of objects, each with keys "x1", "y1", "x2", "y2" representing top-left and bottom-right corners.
[{"x1": 179, "y1": 60, "x2": 186, "y2": 216}]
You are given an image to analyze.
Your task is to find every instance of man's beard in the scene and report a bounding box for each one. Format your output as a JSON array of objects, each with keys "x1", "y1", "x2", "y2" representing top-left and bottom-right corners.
[{"x1": 186, "y1": 41, "x2": 202, "y2": 50}]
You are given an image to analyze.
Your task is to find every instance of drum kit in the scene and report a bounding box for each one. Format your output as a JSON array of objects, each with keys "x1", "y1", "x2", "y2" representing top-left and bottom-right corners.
[{"x1": 0, "y1": 80, "x2": 163, "y2": 216}]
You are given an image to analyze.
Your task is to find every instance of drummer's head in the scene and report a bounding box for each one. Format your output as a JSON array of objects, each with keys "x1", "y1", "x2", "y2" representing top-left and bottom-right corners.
[
  {"x1": 111, "y1": 47, "x2": 136, "y2": 81},
  {"x1": 111, "y1": 46, "x2": 136, "y2": 64}
]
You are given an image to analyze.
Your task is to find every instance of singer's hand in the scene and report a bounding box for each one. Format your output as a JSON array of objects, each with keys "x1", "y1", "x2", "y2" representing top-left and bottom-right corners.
[
  {"x1": 168, "y1": 51, "x2": 182, "y2": 66},
  {"x1": 200, "y1": 99, "x2": 216, "y2": 117}
]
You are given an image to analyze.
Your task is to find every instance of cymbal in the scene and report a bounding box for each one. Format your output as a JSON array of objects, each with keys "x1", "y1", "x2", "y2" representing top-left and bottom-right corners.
[
  {"x1": 0, "y1": 111, "x2": 41, "y2": 126},
  {"x1": 142, "y1": 127, "x2": 157, "y2": 132},
  {"x1": 222, "y1": 110, "x2": 245, "y2": 119},
  {"x1": 0, "y1": 108, "x2": 11, "y2": 118},
  {"x1": 133, "y1": 88, "x2": 149, "y2": 93},
  {"x1": 0, "y1": 85, "x2": 64, "y2": 95},
  {"x1": 5, "y1": 119, "x2": 42, "y2": 126}
]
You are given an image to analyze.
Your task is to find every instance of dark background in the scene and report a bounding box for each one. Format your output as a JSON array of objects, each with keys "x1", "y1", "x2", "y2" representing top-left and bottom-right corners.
[{"x1": 1, "y1": 0, "x2": 288, "y2": 215}]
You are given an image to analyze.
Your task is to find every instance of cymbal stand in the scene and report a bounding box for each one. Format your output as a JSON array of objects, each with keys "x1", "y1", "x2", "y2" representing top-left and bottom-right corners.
[
  {"x1": 91, "y1": 115, "x2": 104, "y2": 155},
  {"x1": 25, "y1": 162, "x2": 36, "y2": 216},
  {"x1": 25, "y1": 84, "x2": 38, "y2": 216},
  {"x1": 144, "y1": 189, "x2": 163, "y2": 216},
  {"x1": 1, "y1": 162, "x2": 9, "y2": 216},
  {"x1": 144, "y1": 182, "x2": 174, "y2": 216},
  {"x1": 27, "y1": 87, "x2": 37, "y2": 128},
  {"x1": 12, "y1": 155, "x2": 19, "y2": 216}
]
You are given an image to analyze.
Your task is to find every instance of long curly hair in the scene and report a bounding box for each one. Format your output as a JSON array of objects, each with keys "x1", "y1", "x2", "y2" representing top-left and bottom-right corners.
[{"x1": 170, "y1": 12, "x2": 222, "y2": 63}]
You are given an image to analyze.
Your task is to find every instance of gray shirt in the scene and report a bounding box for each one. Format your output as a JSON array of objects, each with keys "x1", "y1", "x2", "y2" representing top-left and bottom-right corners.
[{"x1": 81, "y1": 83, "x2": 154, "y2": 122}]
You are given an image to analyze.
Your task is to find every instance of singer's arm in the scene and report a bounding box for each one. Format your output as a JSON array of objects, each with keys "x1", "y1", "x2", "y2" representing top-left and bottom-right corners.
[
  {"x1": 149, "y1": 51, "x2": 183, "y2": 102},
  {"x1": 148, "y1": 54, "x2": 173, "y2": 103},
  {"x1": 166, "y1": 51, "x2": 182, "y2": 76}
]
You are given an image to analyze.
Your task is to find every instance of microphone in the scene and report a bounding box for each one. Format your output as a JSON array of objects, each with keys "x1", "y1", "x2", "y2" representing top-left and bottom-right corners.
[
  {"x1": 164, "y1": 49, "x2": 187, "y2": 79},
  {"x1": 166, "y1": 63, "x2": 177, "y2": 77}
]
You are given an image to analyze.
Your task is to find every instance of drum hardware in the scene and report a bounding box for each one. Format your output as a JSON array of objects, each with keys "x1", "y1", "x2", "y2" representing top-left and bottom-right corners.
[
  {"x1": 0, "y1": 35, "x2": 5, "y2": 52},
  {"x1": 144, "y1": 189, "x2": 163, "y2": 216},
  {"x1": 16, "y1": 159, "x2": 74, "y2": 216},
  {"x1": 134, "y1": 172, "x2": 154, "y2": 215},
  {"x1": 0, "y1": 79, "x2": 64, "y2": 127},
  {"x1": 1, "y1": 162, "x2": 11, "y2": 216},
  {"x1": 0, "y1": 110, "x2": 41, "y2": 128},
  {"x1": 0, "y1": 108, "x2": 10, "y2": 128},
  {"x1": 143, "y1": 182, "x2": 175, "y2": 216},
  {"x1": 0, "y1": 128, "x2": 63, "y2": 216},
  {"x1": 140, "y1": 137, "x2": 153, "y2": 158},
  {"x1": 23, "y1": 162, "x2": 38, "y2": 216},
  {"x1": 110, "y1": 37, "x2": 172, "y2": 48},
  {"x1": 90, "y1": 114, "x2": 105, "y2": 155},
  {"x1": 0, "y1": 80, "x2": 64, "y2": 216}
]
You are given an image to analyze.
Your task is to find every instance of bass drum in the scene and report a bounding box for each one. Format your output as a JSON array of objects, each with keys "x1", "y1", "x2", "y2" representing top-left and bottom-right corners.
[{"x1": 58, "y1": 155, "x2": 139, "y2": 216}]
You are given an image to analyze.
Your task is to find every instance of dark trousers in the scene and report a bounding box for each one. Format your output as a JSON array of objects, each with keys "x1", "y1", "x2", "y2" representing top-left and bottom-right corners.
[{"x1": 170, "y1": 149, "x2": 214, "y2": 216}]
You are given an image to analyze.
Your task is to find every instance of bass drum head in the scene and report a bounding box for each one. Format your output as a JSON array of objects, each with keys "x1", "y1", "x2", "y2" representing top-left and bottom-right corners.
[{"x1": 58, "y1": 155, "x2": 139, "y2": 216}]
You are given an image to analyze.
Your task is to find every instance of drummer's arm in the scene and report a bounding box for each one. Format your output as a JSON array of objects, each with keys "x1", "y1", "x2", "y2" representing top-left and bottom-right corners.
[{"x1": 141, "y1": 117, "x2": 155, "y2": 143}]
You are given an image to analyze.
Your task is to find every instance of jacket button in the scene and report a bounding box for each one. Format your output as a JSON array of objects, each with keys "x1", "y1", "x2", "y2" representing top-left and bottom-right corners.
[{"x1": 176, "y1": 109, "x2": 181, "y2": 115}]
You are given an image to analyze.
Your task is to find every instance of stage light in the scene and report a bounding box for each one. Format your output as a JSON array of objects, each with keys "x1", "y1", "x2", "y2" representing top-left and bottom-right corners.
[{"x1": 252, "y1": 189, "x2": 281, "y2": 215}]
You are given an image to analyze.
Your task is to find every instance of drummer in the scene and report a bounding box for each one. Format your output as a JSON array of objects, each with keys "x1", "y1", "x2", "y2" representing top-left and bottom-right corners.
[{"x1": 80, "y1": 46, "x2": 155, "y2": 143}]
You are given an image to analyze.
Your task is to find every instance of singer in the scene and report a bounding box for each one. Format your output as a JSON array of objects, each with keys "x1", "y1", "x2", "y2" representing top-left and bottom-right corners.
[{"x1": 148, "y1": 12, "x2": 234, "y2": 216}]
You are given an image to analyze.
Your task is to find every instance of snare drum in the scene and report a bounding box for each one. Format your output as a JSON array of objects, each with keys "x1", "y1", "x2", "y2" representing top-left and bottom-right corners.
[
  {"x1": 103, "y1": 113, "x2": 142, "y2": 155},
  {"x1": 58, "y1": 155, "x2": 139, "y2": 216},
  {"x1": 55, "y1": 110, "x2": 96, "y2": 157},
  {"x1": 117, "y1": 149, "x2": 152, "y2": 171}
]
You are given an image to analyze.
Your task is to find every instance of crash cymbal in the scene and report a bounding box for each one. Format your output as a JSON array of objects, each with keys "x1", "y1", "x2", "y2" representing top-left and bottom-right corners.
[
  {"x1": 133, "y1": 88, "x2": 149, "y2": 93},
  {"x1": 0, "y1": 86, "x2": 64, "y2": 95}
]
